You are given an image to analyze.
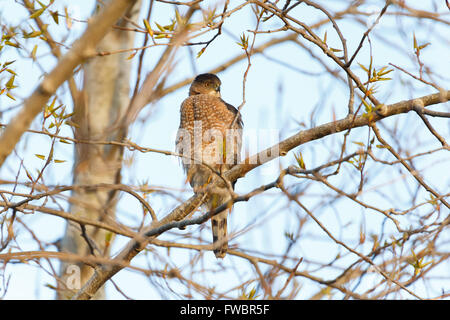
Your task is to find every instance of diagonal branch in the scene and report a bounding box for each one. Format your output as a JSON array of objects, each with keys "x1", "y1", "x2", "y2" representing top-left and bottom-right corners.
[
  {"x1": 224, "y1": 91, "x2": 450, "y2": 183},
  {"x1": 370, "y1": 123, "x2": 450, "y2": 210},
  {"x1": 412, "y1": 103, "x2": 448, "y2": 147}
]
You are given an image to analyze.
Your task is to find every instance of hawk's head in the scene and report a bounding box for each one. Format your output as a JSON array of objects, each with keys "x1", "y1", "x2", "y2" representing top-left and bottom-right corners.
[{"x1": 189, "y1": 73, "x2": 221, "y2": 97}]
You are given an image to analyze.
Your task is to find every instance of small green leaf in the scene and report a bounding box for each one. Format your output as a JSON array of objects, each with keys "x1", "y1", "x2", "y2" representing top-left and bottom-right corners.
[
  {"x1": 240, "y1": 287, "x2": 259, "y2": 300},
  {"x1": 143, "y1": 19, "x2": 153, "y2": 37},
  {"x1": 62, "y1": 111, "x2": 74, "y2": 119},
  {"x1": 24, "y1": 168, "x2": 34, "y2": 182},
  {"x1": 378, "y1": 68, "x2": 393, "y2": 76},
  {"x1": 361, "y1": 99, "x2": 372, "y2": 112},
  {"x1": 126, "y1": 51, "x2": 137, "y2": 60},
  {"x1": 203, "y1": 8, "x2": 216, "y2": 26},
  {"x1": 371, "y1": 234, "x2": 379, "y2": 251},
  {"x1": 35, "y1": 154, "x2": 46, "y2": 160},
  {"x1": 64, "y1": 7, "x2": 72, "y2": 29},
  {"x1": 408, "y1": 248, "x2": 433, "y2": 276},
  {"x1": 284, "y1": 231, "x2": 295, "y2": 242},
  {"x1": 164, "y1": 20, "x2": 176, "y2": 31},
  {"x1": 377, "y1": 66, "x2": 387, "y2": 74},
  {"x1": 358, "y1": 62, "x2": 369, "y2": 73},
  {"x1": 418, "y1": 43, "x2": 430, "y2": 50},
  {"x1": 428, "y1": 194, "x2": 437, "y2": 206},
  {"x1": 155, "y1": 22, "x2": 165, "y2": 32},
  {"x1": 1, "y1": 34, "x2": 12, "y2": 41},
  {"x1": 4, "y1": 41, "x2": 20, "y2": 48},
  {"x1": 105, "y1": 232, "x2": 113, "y2": 243},
  {"x1": 6, "y1": 92, "x2": 16, "y2": 100},
  {"x1": 236, "y1": 33, "x2": 249, "y2": 50},
  {"x1": 175, "y1": 9, "x2": 183, "y2": 26},
  {"x1": 293, "y1": 152, "x2": 305, "y2": 169},
  {"x1": 50, "y1": 10, "x2": 59, "y2": 24},
  {"x1": 5, "y1": 75, "x2": 15, "y2": 89},
  {"x1": 29, "y1": 7, "x2": 46, "y2": 19},
  {"x1": 196, "y1": 47, "x2": 205, "y2": 58},
  {"x1": 44, "y1": 283, "x2": 58, "y2": 290},
  {"x1": 46, "y1": 97, "x2": 57, "y2": 115},
  {"x1": 31, "y1": 44, "x2": 38, "y2": 60},
  {"x1": 155, "y1": 34, "x2": 168, "y2": 39},
  {"x1": 23, "y1": 30, "x2": 43, "y2": 38},
  {"x1": 59, "y1": 138, "x2": 71, "y2": 144},
  {"x1": 247, "y1": 287, "x2": 257, "y2": 300},
  {"x1": 65, "y1": 120, "x2": 79, "y2": 128},
  {"x1": 36, "y1": 0, "x2": 47, "y2": 8},
  {"x1": 3, "y1": 60, "x2": 16, "y2": 67}
]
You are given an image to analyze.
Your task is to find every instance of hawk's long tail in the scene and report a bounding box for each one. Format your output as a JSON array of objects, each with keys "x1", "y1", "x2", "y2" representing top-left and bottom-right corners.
[
  {"x1": 208, "y1": 193, "x2": 231, "y2": 259},
  {"x1": 211, "y1": 210, "x2": 228, "y2": 258}
]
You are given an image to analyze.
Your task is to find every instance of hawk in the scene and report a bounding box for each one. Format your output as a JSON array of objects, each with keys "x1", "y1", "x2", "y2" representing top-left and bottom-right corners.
[{"x1": 176, "y1": 73, "x2": 243, "y2": 258}]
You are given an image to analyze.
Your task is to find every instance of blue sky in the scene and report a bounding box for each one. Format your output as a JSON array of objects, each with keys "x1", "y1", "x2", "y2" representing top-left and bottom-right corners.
[{"x1": 0, "y1": 0, "x2": 449, "y2": 299}]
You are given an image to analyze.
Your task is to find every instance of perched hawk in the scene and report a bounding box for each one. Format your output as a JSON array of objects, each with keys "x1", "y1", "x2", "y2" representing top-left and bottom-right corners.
[{"x1": 176, "y1": 73, "x2": 243, "y2": 258}]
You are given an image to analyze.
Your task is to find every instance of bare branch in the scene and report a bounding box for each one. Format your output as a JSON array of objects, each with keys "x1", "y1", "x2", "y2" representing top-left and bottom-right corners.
[{"x1": 0, "y1": 0, "x2": 139, "y2": 167}]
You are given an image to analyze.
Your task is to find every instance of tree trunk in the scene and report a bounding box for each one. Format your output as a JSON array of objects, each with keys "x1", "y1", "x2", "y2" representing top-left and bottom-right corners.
[{"x1": 58, "y1": 0, "x2": 142, "y2": 299}]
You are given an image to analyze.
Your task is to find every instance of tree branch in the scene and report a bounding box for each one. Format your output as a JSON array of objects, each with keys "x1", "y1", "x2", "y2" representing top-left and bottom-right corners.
[
  {"x1": 225, "y1": 91, "x2": 450, "y2": 183},
  {"x1": 0, "y1": 0, "x2": 138, "y2": 167}
]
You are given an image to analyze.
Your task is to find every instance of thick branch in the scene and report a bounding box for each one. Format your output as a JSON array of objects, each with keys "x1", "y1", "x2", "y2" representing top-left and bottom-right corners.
[{"x1": 225, "y1": 91, "x2": 450, "y2": 182}]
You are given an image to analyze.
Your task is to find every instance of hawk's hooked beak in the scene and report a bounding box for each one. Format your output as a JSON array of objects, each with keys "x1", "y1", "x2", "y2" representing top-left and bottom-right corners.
[{"x1": 212, "y1": 86, "x2": 221, "y2": 97}]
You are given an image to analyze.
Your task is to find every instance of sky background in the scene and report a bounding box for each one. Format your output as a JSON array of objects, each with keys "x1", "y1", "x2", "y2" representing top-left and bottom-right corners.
[{"x1": 0, "y1": 0, "x2": 449, "y2": 299}]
